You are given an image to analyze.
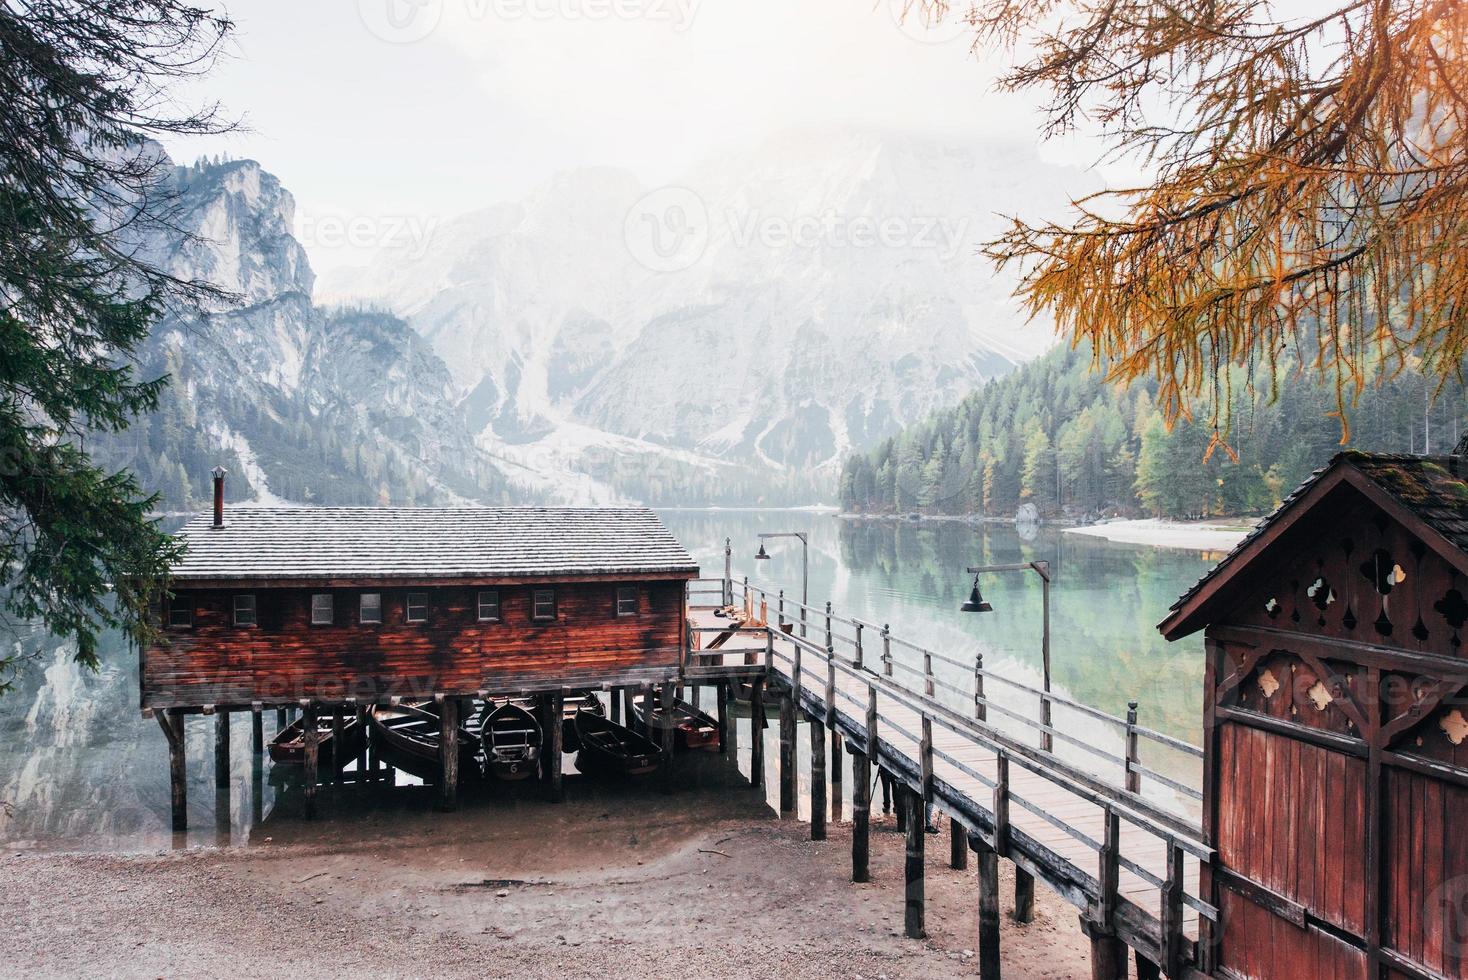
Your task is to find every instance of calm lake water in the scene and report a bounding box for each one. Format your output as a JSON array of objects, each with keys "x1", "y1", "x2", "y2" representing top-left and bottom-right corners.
[{"x1": 0, "y1": 510, "x2": 1221, "y2": 850}]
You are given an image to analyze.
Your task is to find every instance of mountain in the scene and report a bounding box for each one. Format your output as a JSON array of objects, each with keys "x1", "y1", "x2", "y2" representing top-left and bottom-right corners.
[
  {"x1": 319, "y1": 130, "x2": 1092, "y2": 504},
  {"x1": 89, "y1": 154, "x2": 511, "y2": 510},
  {"x1": 839, "y1": 343, "x2": 1468, "y2": 520}
]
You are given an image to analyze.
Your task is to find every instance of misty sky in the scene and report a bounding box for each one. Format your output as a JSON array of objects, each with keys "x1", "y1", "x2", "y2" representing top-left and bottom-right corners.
[{"x1": 167, "y1": 0, "x2": 1100, "y2": 274}]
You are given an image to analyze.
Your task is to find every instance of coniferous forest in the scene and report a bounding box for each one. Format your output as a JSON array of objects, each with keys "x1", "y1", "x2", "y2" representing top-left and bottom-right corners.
[{"x1": 839, "y1": 343, "x2": 1468, "y2": 520}]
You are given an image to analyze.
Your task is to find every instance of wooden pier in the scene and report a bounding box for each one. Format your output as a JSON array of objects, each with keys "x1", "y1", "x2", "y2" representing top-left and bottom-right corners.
[{"x1": 686, "y1": 578, "x2": 1214, "y2": 980}]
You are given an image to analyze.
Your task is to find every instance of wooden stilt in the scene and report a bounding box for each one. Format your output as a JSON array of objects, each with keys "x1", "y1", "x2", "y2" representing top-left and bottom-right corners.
[
  {"x1": 545, "y1": 691, "x2": 564, "y2": 803},
  {"x1": 331, "y1": 707, "x2": 345, "y2": 779},
  {"x1": 622, "y1": 687, "x2": 636, "y2": 733},
  {"x1": 214, "y1": 710, "x2": 230, "y2": 788},
  {"x1": 716, "y1": 681, "x2": 730, "y2": 757},
  {"x1": 974, "y1": 834, "x2": 1001, "y2": 980},
  {"x1": 809, "y1": 715, "x2": 827, "y2": 841},
  {"x1": 750, "y1": 677, "x2": 766, "y2": 789},
  {"x1": 903, "y1": 788, "x2": 925, "y2": 939},
  {"x1": 880, "y1": 769, "x2": 892, "y2": 815},
  {"x1": 302, "y1": 703, "x2": 319, "y2": 820},
  {"x1": 610, "y1": 685, "x2": 622, "y2": 724},
  {"x1": 949, "y1": 817, "x2": 967, "y2": 870},
  {"x1": 723, "y1": 681, "x2": 737, "y2": 759},
  {"x1": 158, "y1": 710, "x2": 187, "y2": 832},
  {"x1": 829, "y1": 732, "x2": 842, "y2": 823},
  {"x1": 355, "y1": 706, "x2": 368, "y2": 777},
  {"x1": 438, "y1": 697, "x2": 459, "y2": 811},
  {"x1": 894, "y1": 779, "x2": 908, "y2": 833},
  {"x1": 778, "y1": 690, "x2": 795, "y2": 814},
  {"x1": 1087, "y1": 929, "x2": 1128, "y2": 980},
  {"x1": 1014, "y1": 866, "x2": 1036, "y2": 922},
  {"x1": 251, "y1": 706, "x2": 264, "y2": 756},
  {"x1": 658, "y1": 683, "x2": 675, "y2": 795},
  {"x1": 275, "y1": 706, "x2": 286, "y2": 730},
  {"x1": 1134, "y1": 950, "x2": 1161, "y2": 980},
  {"x1": 851, "y1": 748, "x2": 871, "y2": 882}
]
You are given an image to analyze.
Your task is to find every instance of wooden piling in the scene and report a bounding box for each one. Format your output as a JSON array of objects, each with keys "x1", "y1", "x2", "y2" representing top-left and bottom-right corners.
[
  {"x1": 302, "y1": 702, "x2": 319, "y2": 820},
  {"x1": 438, "y1": 697, "x2": 460, "y2": 811},
  {"x1": 251, "y1": 705, "x2": 264, "y2": 756},
  {"x1": 1086, "y1": 928, "x2": 1128, "y2": 980},
  {"x1": 545, "y1": 690, "x2": 564, "y2": 803},
  {"x1": 723, "y1": 681, "x2": 737, "y2": 759},
  {"x1": 903, "y1": 788, "x2": 925, "y2": 939},
  {"x1": 659, "y1": 683, "x2": 675, "y2": 795},
  {"x1": 949, "y1": 817, "x2": 967, "y2": 870},
  {"x1": 158, "y1": 710, "x2": 187, "y2": 832},
  {"x1": 851, "y1": 747, "x2": 871, "y2": 882},
  {"x1": 880, "y1": 769, "x2": 892, "y2": 815},
  {"x1": 829, "y1": 730, "x2": 842, "y2": 823},
  {"x1": 214, "y1": 709, "x2": 230, "y2": 788},
  {"x1": 809, "y1": 716, "x2": 827, "y2": 841},
  {"x1": 275, "y1": 706, "x2": 287, "y2": 730},
  {"x1": 610, "y1": 685, "x2": 622, "y2": 724},
  {"x1": 331, "y1": 707, "x2": 345, "y2": 781},
  {"x1": 894, "y1": 779, "x2": 908, "y2": 832},
  {"x1": 750, "y1": 677, "x2": 766, "y2": 789},
  {"x1": 1134, "y1": 951, "x2": 1161, "y2": 980},
  {"x1": 716, "y1": 680, "x2": 729, "y2": 757},
  {"x1": 1014, "y1": 867, "x2": 1036, "y2": 922},
  {"x1": 974, "y1": 834, "x2": 1002, "y2": 980},
  {"x1": 622, "y1": 687, "x2": 635, "y2": 732},
  {"x1": 778, "y1": 690, "x2": 795, "y2": 814}
]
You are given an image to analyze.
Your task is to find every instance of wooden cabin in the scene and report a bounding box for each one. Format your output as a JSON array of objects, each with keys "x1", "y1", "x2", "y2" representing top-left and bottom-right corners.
[
  {"x1": 1160, "y1": 451, "x2": 1468, "y2": 980},
  {"x1": 145, "y1": 489, "x2": 699, "y2": 711}
]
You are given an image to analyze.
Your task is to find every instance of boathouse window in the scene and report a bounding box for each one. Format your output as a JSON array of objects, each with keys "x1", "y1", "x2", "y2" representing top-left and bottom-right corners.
[
  {"x1": 233, "y1": 594, "x2": 257, "y2": 627},
  {"x1": 359, "y1": 592, "x2": 382, "y2": 624},
  {"x1": 477, "y1": 590, "x2": 500, "y2": 622},
  {"x1": 310, "y1": 593, "x2": 334, "y2": 626},
  {"x1": 532, "y1": 588, "x2": 556, "y2": 621},
  {"x1": 168, "y1": 600, "x2": 192, "y2": 628},
  {"x1": 616, "y1": 586, "x2": 638, "y2": 617},
  {"x1": 406, "y1": 592, "x2": 428, "y2": 623}
]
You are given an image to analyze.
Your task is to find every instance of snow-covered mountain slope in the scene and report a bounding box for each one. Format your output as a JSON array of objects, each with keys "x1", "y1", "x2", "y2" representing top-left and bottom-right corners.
[
  {"x1": 319, "y1": 130, "x2": 1089, "y2": 503},
  {"x1": 90, "y1": 154, "x2": 513, "y2": 509}
]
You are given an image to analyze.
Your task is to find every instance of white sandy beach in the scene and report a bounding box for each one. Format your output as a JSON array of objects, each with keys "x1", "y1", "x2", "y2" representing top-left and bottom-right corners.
[{"x1": 1063, "y1": 517, "x2": 1255, "y2": 552}]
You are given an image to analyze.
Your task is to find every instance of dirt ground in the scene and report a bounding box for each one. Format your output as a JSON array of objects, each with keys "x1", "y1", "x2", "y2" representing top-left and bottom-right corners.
[{"x1": 0, "y1": 757, "x2": 1101, "y2": 979}]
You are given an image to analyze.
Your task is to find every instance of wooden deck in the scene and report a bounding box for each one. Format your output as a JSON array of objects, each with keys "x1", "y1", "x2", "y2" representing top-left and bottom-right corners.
[{"x1": 687, "y1": 586, "x2": 1215, "y2": 979}]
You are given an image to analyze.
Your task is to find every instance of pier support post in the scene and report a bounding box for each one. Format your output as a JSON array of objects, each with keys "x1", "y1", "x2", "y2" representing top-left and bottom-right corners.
[
  {"x1": 158, "y1": 710, "x2": 187, "y2": 832},
  {"x1": 659, "y1": 683, "x2": 675, "y2": 795},
  {"x1": 1014, "y1": 867, "x2": 1036, "y2": 922},
  {"x1": 214, "y1": 709, "x2": 230, "y2": 789},
  {"x1": 275, "y1": 706, "x2": 286, "y2": 731},
  {"x1": 723, "y1": 682, "x2": 737, "y2": 759},
  {"x1": 750, "y1": 677, "x2": 766, "y2": 789},
  {"x1": 778, "y1": 689, "x2": 795, "y2": 814},
  {"x1": 544, "y1": 691, "x2": 564, "y2": 803},
  {"x1": 949, "y1": 817, "x2": 967, "y2": 870},
  {"x1": 1134, "y1": 950, "x2": 1161, "y2": 980},
  {"x1": 830, "y1": 732, "x2": 842, "y2": 823},
  {"x1": 1083, "y1": 924, "x2": 1128, "y2": 980},
  {"x1": 610, "y1": 685, "x2": 622, "y2": 724},
  {"x1": 438, "y1": 697, "x2": 460, "y2": 811},
  {"x1": 331, "y1": 707, "x2": 345, "y2": 780},
  {"x1": 302, "y1": 703, "x2": 319, "y2": 820},
  {"x1": 809, "y1": 716, "x2": 827, "y2": 841},
  {"x1": 716, "y1": 681, "x2": 730, "y2": 757},
  {"x1": 851, "y1": 748, "x2": 871, "y2": 883},
  {"x1": 880, "y1": 770, "x2": 892, "y2": 816},
  {"x1": 894, "y1": 778, "x2": 908, "y2": 833},
  {"x1": 903, "y1": 787, "x2": 925, "y2": 939},
  {"x1": 973, "y1": 834, "x2": 1002, "y2": 980},
  {"x1": 251, "y1": 706, "x2": 264, "y2": 756},
  {"x1": 622, "y1": 687, "x2": 636, "y2": 733}
]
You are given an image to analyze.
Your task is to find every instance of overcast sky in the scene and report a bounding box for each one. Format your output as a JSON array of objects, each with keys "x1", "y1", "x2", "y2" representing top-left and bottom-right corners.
[{"x1": 166, "y1": 0, "x2": 1098, "y2": 274}]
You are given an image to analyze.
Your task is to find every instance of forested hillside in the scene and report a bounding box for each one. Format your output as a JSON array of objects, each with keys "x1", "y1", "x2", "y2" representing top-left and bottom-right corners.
[{"x1": 839, "y1": 344, "x2": 1467, "y2": 519}]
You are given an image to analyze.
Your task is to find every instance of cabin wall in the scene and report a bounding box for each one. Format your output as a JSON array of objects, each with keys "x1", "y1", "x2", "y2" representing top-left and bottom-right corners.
[
  {"x1": 144, "y1": 579, "x2": 688, "y2": 708},
  {"x1": 1203, "y1": 490, "x2": 1468, "y2": 979}
]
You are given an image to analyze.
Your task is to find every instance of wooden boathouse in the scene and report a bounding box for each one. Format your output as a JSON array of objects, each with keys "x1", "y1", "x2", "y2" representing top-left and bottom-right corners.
[
  {"x1": 1160, "y1": 451, "x2": 1468, "y2": 980},
  {"x1": 147, "y1": 471, "x2": 699, "y2": 824}
]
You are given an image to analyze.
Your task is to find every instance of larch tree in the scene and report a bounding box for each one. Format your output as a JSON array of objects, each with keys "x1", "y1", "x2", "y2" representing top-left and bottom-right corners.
[
  {"x1": 0, "y1": 1, "x2": 234, "y2": 685},
  {"x1": 921, "y1": 0, "x2": 1468, "y2": 453}
]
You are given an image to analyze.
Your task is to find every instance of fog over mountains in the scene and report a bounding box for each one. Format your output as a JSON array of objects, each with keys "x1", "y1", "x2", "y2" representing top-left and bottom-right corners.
[{"x1": 106, "y1": 131, "x2": 1089, "y2": 509}]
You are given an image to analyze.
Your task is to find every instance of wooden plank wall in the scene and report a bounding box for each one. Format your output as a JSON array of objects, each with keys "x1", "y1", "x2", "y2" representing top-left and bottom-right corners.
[{"x1": 145, "y1": 579, "x2": 686, "y2": 707}]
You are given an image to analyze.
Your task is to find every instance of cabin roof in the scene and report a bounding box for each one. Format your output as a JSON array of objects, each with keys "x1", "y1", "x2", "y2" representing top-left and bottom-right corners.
[
  {"x1": 1158, "y1": 451, "x2": 1468, "y2": 640},
  {"x1": 169, "y1": 506, "x2": 699, "y2": 583}
]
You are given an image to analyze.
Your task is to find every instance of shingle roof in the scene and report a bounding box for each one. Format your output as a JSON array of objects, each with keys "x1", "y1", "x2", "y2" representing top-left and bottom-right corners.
[
  {"x1": 1162, "y1": 451, "x2": 1468, "y2": 628},
  {"x1": 169, "y1": 506, "x2": 699, "y2": 582}
]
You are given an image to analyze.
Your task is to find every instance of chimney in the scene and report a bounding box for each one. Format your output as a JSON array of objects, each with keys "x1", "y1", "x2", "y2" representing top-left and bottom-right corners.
[{"x1": 211, "y1": 466, "x2": 227, "y2": 528}]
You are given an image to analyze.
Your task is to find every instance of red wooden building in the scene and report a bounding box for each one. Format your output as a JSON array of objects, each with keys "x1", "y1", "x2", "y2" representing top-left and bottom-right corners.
[
  {"x1": 1160, "y1": 451, "x2": 1468, "y2": 980},
  {"x1": 150, "y1": 498, "x2": 698, "y2": 709}
]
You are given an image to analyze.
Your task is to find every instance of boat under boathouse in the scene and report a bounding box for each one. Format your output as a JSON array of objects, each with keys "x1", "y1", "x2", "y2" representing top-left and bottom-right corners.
[{"x1": 145, "y1": 471, "x2": 700, "y2": 826}]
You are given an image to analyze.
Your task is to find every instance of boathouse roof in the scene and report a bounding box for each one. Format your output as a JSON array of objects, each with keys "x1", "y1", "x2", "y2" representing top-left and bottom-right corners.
[
  {"x1": 168, "y1": 506, "x2": 699, "y2": 583},
  {"x1": 1158, "y1": 451, "x2": 1468, "y2": 640}
]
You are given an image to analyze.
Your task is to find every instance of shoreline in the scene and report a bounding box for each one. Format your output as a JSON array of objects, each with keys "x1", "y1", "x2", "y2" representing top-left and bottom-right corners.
[{"x1": 1062, "y1": 517, "x2": 1254, "y2": 552}]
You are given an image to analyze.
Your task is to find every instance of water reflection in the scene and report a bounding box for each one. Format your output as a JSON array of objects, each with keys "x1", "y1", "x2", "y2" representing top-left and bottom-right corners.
[{"x1": 0, "y1": 510, "x2": 1219, "y2": 847}]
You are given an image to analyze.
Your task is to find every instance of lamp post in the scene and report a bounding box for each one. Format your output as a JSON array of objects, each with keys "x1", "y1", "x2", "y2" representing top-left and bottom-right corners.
[
  {"x1": 959, "y1": 561, "x2": 1053, "y2": 752},
  {"x1": 755, "y1": 531, "x2": 809, "y2": 638}
]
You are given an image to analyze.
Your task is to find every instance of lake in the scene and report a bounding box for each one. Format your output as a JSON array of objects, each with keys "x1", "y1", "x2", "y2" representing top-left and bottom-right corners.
[{"x1": 0, "y1": 510, "x2": 1222, "y2": 850}]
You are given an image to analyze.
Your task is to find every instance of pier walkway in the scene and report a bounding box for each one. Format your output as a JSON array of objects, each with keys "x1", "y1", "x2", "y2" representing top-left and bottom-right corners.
[{"x1": 686, "y1": 578, "x2": 1214, "y2": 980}]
